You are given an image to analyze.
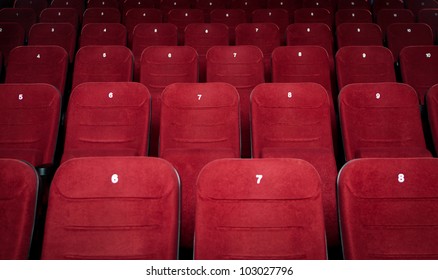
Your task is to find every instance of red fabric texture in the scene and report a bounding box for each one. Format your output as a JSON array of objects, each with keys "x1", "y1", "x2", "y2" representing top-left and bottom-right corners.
[
  {"x1": 132, "y1": 23, "x2": 178, "y2": 80},
  {"x1": 195, "y1": 0, "x2": 227, "y2": 21},
  {"x1": 13, "y1": 0, "x2": 48, "y2": 16},
  {"x1": 251, "y1": 8, "x2": 290, "y2": 36},
  {"x1": 5, "y1": 45, "x2": 68, "y2": 95},
  {"x1": 160, "y1": 82, "x2": 240, "y2": 248},
  {"x1": 50, "y1": 0, "x2": 85, "y2": 20},
  {"x1": 336, "y1": 23, "x2": 383, "y2": 48},
  {"x1": 294, "y1": 8, "x2": 334, "y2": 30},
  {"x1": 168, "y1": 8, "x2": 204, "y2": 44},
  {"x1": 336, "y1": 46, "x2": 396, "y2": 89},
  {"x1": 267, "y1": 0, "x2": 303, "y2": 14},
  {"x1": 400, "y1": 46, "x2": 438, "y2": 105},
  {"x1": 372, "y1": 0, "x2": 405, "y2": 15},
  {"x1": 124, "y1": 8, "x2": 163, "y2": 46},
  {"x1": 195, "y1": 158, "x2": 327, "y2": 260},
  {"x1": 61, "y1": 82, "x2": 151, "y2": 163},
  {"x1": 387, "y1": 23, "x2": 434, "y2": 62},
  {"x1": 426, "y1": 84, "x2": 438, "y2": 154},
  {"x1": 251, "y1": 82, "x2": 339, "y2": 247},
  {"x1": 339, "y1": 82, "x2": 431, "y2": 161},
  {"x1": 337, "y1": 0, "x2": 371, "y2": 10},
  {"x1": 72, "y1": 45, "x2": 133, "y2": 89},
  {"x1": 206, "y1": 45, "x2": 264, "y2": 158},
  {"x1": 303, "y1": 0, "x2": 336, "y2": 14},
  {"x1": 122, "y1": 0, "x2": 156, "y2": 16},
  {"x1": 140, "y1": 46, "x2": 198, "y2": 156},
  {"x1": 418, "y1": 9, "x2": 438, "y2": 41},
  {"x1": 79, "y1": 23, "x2": 127, "y2": 48},
  {"x1": 235, "y1": 22, "x2": 281, "y2": 81},
  {"x1": 184, "y1": 23, "x2": 229, "y2": 82},
  {"x1": 87, "y1": 0, "x2": 120, "y2": 9},
  {"x1": 0, "y1": 83, "x2": 61, "y2": 167},
  {"x1": 335, "y1": 9, "x2": 372, "y2": 27},
  {"x1": 82, "y1": 8, "x2": 121, "y2": 25},
  {"x1": 41, "y1": 157, "x2": 180, "y2": 260},
  {"x1": 0, "y1": 159, "x2": 38, "y2": 260},
  {"x1": 376, "y1": 9, "x2": 415, "y2": 35},
  {"x1": 210, "y1": 9, "x2": 247, "y2": 44},
  {"x1": 39, "y1": 8, "x2": 79, "y2": 31},
  {"x1": 0, "y1": 8, "x2": 36, "y2": 38},
  {"x1": 339, "y1": 158, "x2": 438, "y2": 259},
  {"x1": 28, "y1": 23, "x2": 77, "y2": 63},
  {"x1": 0, "y1": 22, "x2": 24, "y2": 66},
  {"x1": 405, "y1": 0, "x2": 438, "y2": 16}
]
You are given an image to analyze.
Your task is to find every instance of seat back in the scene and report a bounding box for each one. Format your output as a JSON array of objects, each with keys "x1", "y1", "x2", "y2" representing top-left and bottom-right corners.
[
  {"x1": 195, "y1": 158, "x2": 327, "y2": 260},
  {"x1": 41, "y1": 157, "x2": 180, "y2": 260},
  {"x1": 426, "y1": 84, "x2": 438, "y2": 154},
  {"x1": 82, "y1": 7, "x2": 121, "y2": 25},
  {"x1": 376, "y1": 9, "x2": 415, "y2": 35},
  {"x1": 336, "y1": 23, "x2": 383, "y2": 48},
  {"x1": 167, "y1": 8, "x2": 204, "y2": 44},
  {"x1": 39, "y1": 8, "x2": 79, "y2": 31},
  {"x1": 339, "y1": 158, "x2": 438, "y2": 259},
  {"x1": 0, "y1": 8, "x2": 36, "y2": 38},
  {"x1": 335, "y1": 9, "x2": 372, "y2": 27},
  {"x1": 210, "y1": 9, "x2": 247, "y2": 44},
  {"x1": 0, "y1": 159, "x2": 38, "y2": 260},
  {"x1": 79, "y1": 23, "x2": 127, "y2": 47},
  {"x1": 0, "y1": 22, "x2": 25, "y2": 65},
  {"x1": 0, "y1": 83, "x2": 61, "y2": 167},
  {"x1": 124, "y1": 8, "x2": 162, "y2": 46}
]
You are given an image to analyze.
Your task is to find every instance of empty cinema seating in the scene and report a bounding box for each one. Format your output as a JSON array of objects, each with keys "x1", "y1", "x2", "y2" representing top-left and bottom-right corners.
[{"x1": 1, "y1": 0, "x2": 438, "y2": 261}]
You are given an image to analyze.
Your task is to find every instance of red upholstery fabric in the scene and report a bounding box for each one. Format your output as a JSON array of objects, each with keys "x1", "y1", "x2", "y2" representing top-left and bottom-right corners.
[
  {"x1": 294, "y1": 8, "x2": 334, "y2": 30},
  {"x1": 140, "y1": 46, "x2": 198, "y2": 156},
  {"x1": 286, "y1": 23, "x2": 334, "y2": 73},
  {"x1": 426, "y1": 84, "x2": 438, "y2": 154},
  {"x1": 168, "y1": 8, "x2": 204, "y2": 44},
  {"x1": 337, "y1": 0, "x2": 370, "y2": 10},
  {"x1": 39, "y1": 8, "x2": 79, "y2": 31},
  {"x1": 339, "y1": 82, "x2": 431, "y2": 161},
  {"x1": 132, "y1": 23, "x2": 177, "y2": 80},
  {"x1": 251, "y1": 8, "x2": 290, "y2": 36},
  {"x1": 122, "y1": 0, "x2": 155, "y2": 17},
  {"x1": 79, "y1": 23, "x2": 127, "y2": 48},
  {"x1": 251, "y1": 83, "x2": 339, "y2": 247},
  {"x1": 82, "y1": 7, "x2": 121, "y2": 25},
  {"x1": 387, "y1": 23, "x2": 434, "y2": 62},
  {"x1": 61, "y1": 82, "x2": 151, "y2": 163},
  {"x1": 5, "y1": 45, "x2": 68, "y2": 95},
  {"x1": 184, "y1": 23, "x2": 229, "y2": 82},
  {"x1": 336, "y1": 46, "x2": 396, "y2": 89},
  {"x1": 28, "y1": 23, "x2": 77, "y2": 63},
  {"x1": 195, "y1": 158, "x2": 327, "y2": 260},
  {"x1": 339, "y1": 158, "x2": 438, "y2": 259},
  {"x1": 335, "y1": 9, "x2": 372, "y2": 27},
  {"x1": 405, "y1": 0, "x2": 438, "y2": 16},
  {"x1": 0, "y1": 159, "x2": 38, "y2": 260},
  {"x1": 72, "y1": 45, "x2": 133, "y2": 89},
  {"x1": 376, "y1": 9, "x2": 415, "y2": 35},
  {"x1": 235, "y1": 22, "x2": 281, "y2": 82},
  {"x1": 336, "y1": 23, "x2": 383, "y2": 48},
  {"x1": 124, "y1": 8, "x2": 162, "y2": 46},
  {"x1": 206, "y1": 45, "x2": 264, "y2": 158},
  {"x1": 0, "y1": 8, "x2": 36, "y2": 38},
  {"x1": 160, "y1": 82, "x2": 240, "y2": 249},
  {"x1": 194, "y1": 0, "x2": 227, "y2": 21},
  {"x1": 372, "y1": 0, "x2": 405, "y2": 15},
  {"x1": 210, "y1": 9, "x2": 247, "y2": 44},
  {"x1": 87, "y1": 0, "x2": 120, "y2": 9},
  {"x1": 13, "y1": 0, "x2": 47, "y2": 16},
  {"x1": 400, "y1": 46, "x2": 438, "y2": 104},
  {"x1": 231, "y1": 0, "x2": 266, "y2": 20},
  {"x1": 50, "y1": 0, "x2": 85, "y2": 22},
  {"x1": 267, "y1": 0, "x2": 302, "y2": 14},
  {"x1": 0, "y1": 22, "x2": 24, "y2": 65},
  {"x1": 418, "y1": 9, "x2": 438, "y2": 41},
  {"x1": 41, "y1": 157, "x2": 180, "y2": 260},
  {"x1": 160, "y1": 0, "x2": 192, "y2": 20},
  {"x1": 303, "y1": 0, "x2": 336, "y2": 14},
  {"x1": 0, "y1": 83, "x2": 61, "y2": 167}
]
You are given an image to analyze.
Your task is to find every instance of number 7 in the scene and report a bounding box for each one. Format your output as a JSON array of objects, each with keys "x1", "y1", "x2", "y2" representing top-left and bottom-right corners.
[{"x1": 256, "y1": 174, "x2": 263, "y2": 184}]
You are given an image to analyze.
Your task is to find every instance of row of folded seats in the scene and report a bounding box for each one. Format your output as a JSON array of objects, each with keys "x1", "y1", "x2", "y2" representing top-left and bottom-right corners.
[
  {"x1": 2, "y1": 155, "x2": 438, "y2": 260},
  {"x1": 1, "y1": 80, "x2": 438, "y2": 259},
  {"x1": 0, "y1": 44, "x2": 437, "y2": 157}
]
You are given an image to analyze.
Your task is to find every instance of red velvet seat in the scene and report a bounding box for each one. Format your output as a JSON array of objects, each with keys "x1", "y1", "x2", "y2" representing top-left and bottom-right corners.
[
  {"x1": 339, "y1": 158, "x2": 438, "y2": 259},
  {"x1": 13, "y1": 0, "x2": 47, "y2": 17},
  {"x1": 159, "y1": 0, "x2": 192, "y2": 20},
  {"x1": 0, "y1": 159, "x2": 38, "y2": 260},
  {"x1": 376, "y1": 8, "x2": 415, "y2": 36},
  {"x1": 231, "y1": 0, "x2": 266, "y2": 20},
  {"x1": 72, "y1": 45, "x2": 133, "y2": 89},
  {"x1": 28, "y1": 23, "x2": 77, "y2": 63},
  {"x1": 294, "y1": 8, "x2": 334, "y2": 30},
  {"x1": 184, "y1": 23, "x2": 229, "y2": 82},
  {"x1": 194, "y1": 0, "x2": 227, "y2": 21},
  {"x1": 372, "y1": 0, "x2": 405, "y2": 15},
  {"x1": 0, "y1": 83, "x2": 61, "y2": 167},
  {"x1": 140, "y1": 46, "x2": 198, "y2": 156},
  {"x1": 87, "y1": 0, "x2": 120, "y2": 9},
  {"x1": 206, "y1": 45, "x2": 264, "y2": 158},
  {"x1": 122, "y1": 0, "x2": 155, "y2": 17},
  {"x1": 0, "y1": 22, "x2": 25, "y2": 65},
  {"x1": 210, "y1": 9, "x2": 247, "y2": 44},
  {"x1": 337, "y1": 0, "x2": 370, "y2": 10},
  {"x1": 251, "y1": 83, "x2": 339, "y2": 248},
  {"x1": 251, "y1": 8, "x2": 290, "y2": 36},
  {"x1": 335, "y1": 9, "x2": 372, "y2": 27},
  {"x1": 0, "y1": 8, "x2": 36, "y2": 38},
  {"x1": 50, "y1": 0, "x2": 85, "y2": 22},
  {"x1": 124, "y1": 8, "x2": 162, "y2": 46},
  {"x1": 400, "y1": 46, "x2": 438, "y2": 104},
  {"x1": 405, "y1": 0, "x2": 438, "y2": 16},
  {"x1": 41, "y1": 157, "x2": 180, "y2": 260},
  {"x1": 79, "y1": 23, "x2": 127, "y2": 47},
  {"x1": 336, "y1": 23, "x2": 383, "y2": 48},
  {"x1": 167, "y1": 8, "x2": 204, "y2": 44},
  {"x1": 195, "y1": 158, "x2": 327, "y2": 260},
  {"x1": 39, "y1": 8, "x2": 79, "y2": 31},
  {"x1": 426, "y1": 84, "x2": 438, "y2": 154},
  {"x1": 303, "y1": 0, "x2": 336, "y2": 14},
  {"x1": 5, "y1": 45, "x2": 68, "y2": 95},
  {"x1": 82, "y1": 7, "x2": 121, "y2": 25},
  {"x1": 160, "y1": 82, "x2": 240, "y2": 250},
  {"x1": 339, "y1": 82, "x2": 431, "y2": 161},
  {"x1": 418, "y1": 8, "x2": 438, "y2": 42},
  {"x1": 61, "y1": 82, "x2": 151, "y2": 163},
  {"x1": 336, "y1": 46, "x2": 396, "y2": 89}
]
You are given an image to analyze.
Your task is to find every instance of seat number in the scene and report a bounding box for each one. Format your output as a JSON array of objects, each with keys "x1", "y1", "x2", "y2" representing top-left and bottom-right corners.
[{"x1": 256, "y1": 174, "x2": 263, "y2": 184}]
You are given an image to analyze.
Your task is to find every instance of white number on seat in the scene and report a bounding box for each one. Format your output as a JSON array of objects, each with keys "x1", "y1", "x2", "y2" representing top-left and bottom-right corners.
[
  {"x1": 256, "y1": 174, "x2": 263, "y2": 184},
  {"x1": 111, "y1": 174, "x2": 119, "y2": 184},
  {"x1": 426, "y1": 53, "x2": 432, "y2": 58},
  {"x1": 233, "y1": 52, "x2": 237, "y2": 58},
  {"x1": 18, "y1": 94, "x2": 23, "y2": 100},
  {"x1": 398, "y1": 173, "x2": 405, "y2": 183},
  {"x1": 197, "y1": 94, "x2": 202, "y2": 100},
  {"x1": 376, "y1": 93, "x2": 381, "y2": 99},
  {"x1": 288, "y1": 91, "x2": 292, "y2": 98},
  {"x1": 108, "y1": 92, "x2": 114, "y2": 98}
]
